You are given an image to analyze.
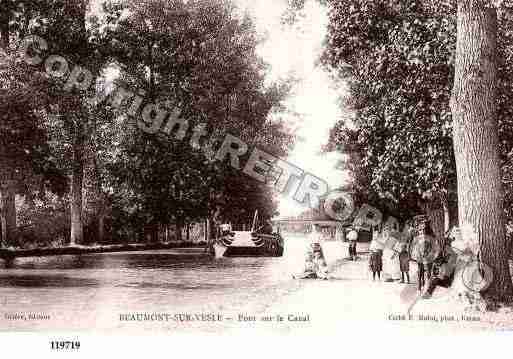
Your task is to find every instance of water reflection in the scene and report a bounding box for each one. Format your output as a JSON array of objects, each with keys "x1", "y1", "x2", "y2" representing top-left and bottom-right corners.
[{"x1": 0, "y1": 237, "x2": 308, "y2": 331}]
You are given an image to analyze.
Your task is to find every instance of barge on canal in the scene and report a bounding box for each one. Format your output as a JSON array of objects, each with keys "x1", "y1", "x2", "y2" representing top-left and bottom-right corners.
[{"x1": 213, "y1": 211, "x2": 284, "y2": 258}]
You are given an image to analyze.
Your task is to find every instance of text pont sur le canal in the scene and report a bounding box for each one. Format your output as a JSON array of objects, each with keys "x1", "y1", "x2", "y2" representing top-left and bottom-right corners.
[{"x1": 119, "y1": 313, "x2": 310, "y2": 323}]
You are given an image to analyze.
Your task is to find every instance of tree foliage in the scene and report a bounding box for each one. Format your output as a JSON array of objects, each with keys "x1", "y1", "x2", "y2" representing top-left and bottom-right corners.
[
  {"x1": 1, "y1": 0, "x2": 295, "y2": 246},
  {"x1": 290, "y1": 0, "x2": 513, "y2": 226}
]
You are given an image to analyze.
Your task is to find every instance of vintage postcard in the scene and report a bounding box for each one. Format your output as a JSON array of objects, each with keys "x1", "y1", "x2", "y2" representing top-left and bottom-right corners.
[{"x1": 1, "y1": 0, "x2": 513, "y2": 354}]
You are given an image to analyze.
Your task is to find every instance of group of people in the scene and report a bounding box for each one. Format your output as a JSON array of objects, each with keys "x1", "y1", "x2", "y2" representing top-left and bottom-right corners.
[
  {"x1": 295, "y1": 225, "x2": 331, "y2": 279},
  {"x1": 367, "y1": 218, "x2": 458, "y2": 297},
  {"x1": 368, "y1": 228, "x2": 410, "y2": 283},
  {"x1": 298, "y1": 242, "x2": 330, "y2": 280},
  {"x1": 297, "y1": 218, "x2": 459, "y2": 298}
]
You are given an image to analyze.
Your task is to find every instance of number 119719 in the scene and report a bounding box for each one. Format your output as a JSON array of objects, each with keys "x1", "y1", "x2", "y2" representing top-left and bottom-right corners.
[{"x1": 50, "y1": 341, "x2": 80, "y2": 350}]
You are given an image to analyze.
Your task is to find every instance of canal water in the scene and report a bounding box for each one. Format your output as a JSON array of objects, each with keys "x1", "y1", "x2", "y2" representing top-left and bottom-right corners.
[{"x1": 1, "y1": 235, "x2": 343, "y2": 332}]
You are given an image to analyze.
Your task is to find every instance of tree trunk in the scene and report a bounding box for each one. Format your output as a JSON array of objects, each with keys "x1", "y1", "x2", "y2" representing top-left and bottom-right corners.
[
  {"x1": 0, "y1": 7, "x2": 9, "y2": 50},
  {"x1": 70, "y1": 135, "x2": 84, "y2": 246},
  {"x1": 98, "y1": 211, "x2": 105, "y2": 243},
  {"x1": 426, "y1": 203, "x2": 445, "y2": 243},
  {"x1": 144, "y1": 223, "x2": 158, "y2": 243},
  {"x1": 450, "y1": 0, "x2": 513, "y2": 301},
  {"x1": 158, "y1": 223, "x2": 163, "y2": 242},
  {"x1": 442, "y1": 197, "x2": 450, "y2": 234},
  {"x1": 83, "y1": 138, "x2": 106, "y2": 244},
  {"x1": 176, "y1": 220, "x2": 183, "y2": 241},
  {"x1": 0, "y1": 180, "x2": 16, "y2": 247},
  {"x1": 204, "y1": 218, "x2": 210, "y2": 242},
  {"x1": 421, "y1": 197, "x2": 447, "y2": 246},
  {"x1": 0, "y1": 4, "x2": 12, "y2": 248},
  {"x1": 1, "y1": 24, "x2": 9, "y2": 50},
  {"x1": 186, "y1": 223, "x2": 190, "y2": 242},
  {"x1": 152, "y1": 223, "x2": 159, "y2": 242}
]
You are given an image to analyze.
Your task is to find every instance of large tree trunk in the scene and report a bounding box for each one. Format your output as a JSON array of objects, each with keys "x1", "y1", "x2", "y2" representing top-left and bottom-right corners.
[
  {"x1": 450, "y1": 0, "x2": 513, "y2": 301},
  {"x1": 0, "y1": 5, "x2": 12, "y2": 248},
  {"x1": 176, "y1": 220, "x2": 183, "y2": 241},
  {"x1": 205, "y1": 218, "x2": 210, "y2": 242},
  {"x1": 0, "y1": 23, "x2": 9, "y2": 50},
  {"x1": 423, "y1": 200, "x2": 445, "y2": 244},
  {"x1": 0, "y1": 179, "x2": 16, "y2": 247},
  {"x1": 98, "y1": 210, "x2": 105, "y2": 243},
  {"x1": 83, "y1": 142, "x2": 109, "y2": 244},
  {"x1": 66, "y1": 0, "x2": 89, "y2": 247},
  {"x1": 70, "y1": 136, "x2": 84, "y2": 246},
  {"x1": 0, "y1": 7, "x2": 9, "y2": 50},
  {"x1": 421, "y1": 195, "x2": 450, "y2": 246},
  {"x1": 442, "y1": 197, "x2": 450, "y2": 234}
]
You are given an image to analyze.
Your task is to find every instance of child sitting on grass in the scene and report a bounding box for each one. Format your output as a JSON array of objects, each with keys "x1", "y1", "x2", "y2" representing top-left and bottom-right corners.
[
  {"x1": 313, "y1": 250, "x2": 329, "y2": 280},
  {"x1": 295, "y1": 250, "x2": 329, "y2": 280},
  {"x1": 300, "y1": 252, "x2": 317, "y2": 279}
]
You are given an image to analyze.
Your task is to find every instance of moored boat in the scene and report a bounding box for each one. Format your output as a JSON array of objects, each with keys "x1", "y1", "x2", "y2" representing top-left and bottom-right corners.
[
  {"x1": 214, "y1": 231, "x2": 283, "y2": 258},
  {"x1": 213, "y1": 212, "x2": 284, "y2": 258}
]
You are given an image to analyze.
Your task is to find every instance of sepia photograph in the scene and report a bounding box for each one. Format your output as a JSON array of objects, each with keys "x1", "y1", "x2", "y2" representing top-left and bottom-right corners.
[{"x1": 1, "y1": 0, "x2": 513, "y2": 354}]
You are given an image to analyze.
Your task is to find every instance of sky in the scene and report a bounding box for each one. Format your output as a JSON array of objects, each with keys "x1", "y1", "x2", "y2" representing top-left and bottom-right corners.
[{"x1": 235, "y1": 0, "x2": 350, "y2": 217}]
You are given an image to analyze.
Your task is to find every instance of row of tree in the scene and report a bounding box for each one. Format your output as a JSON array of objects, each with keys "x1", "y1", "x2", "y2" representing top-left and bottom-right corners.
[
  {"x1": 287, "y1": 0, "x2": 513, "y2": 302},
  {"x1": 0, "y1": 0, "x2": 294, "y2": 247}
]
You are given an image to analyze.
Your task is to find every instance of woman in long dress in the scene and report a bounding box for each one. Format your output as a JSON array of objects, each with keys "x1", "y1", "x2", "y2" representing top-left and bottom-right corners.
[{"x1": 381, "y1": 228, "x2": 401, "y2": 281}]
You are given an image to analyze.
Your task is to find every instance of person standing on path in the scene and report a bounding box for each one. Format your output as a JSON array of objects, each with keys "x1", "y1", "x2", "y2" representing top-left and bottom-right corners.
[
  {"x1": 369, "y1": 226, "x2": 384, "y2": 280},
  {"x1": 347, "y1": 228, "x2": 358, "y2": 261},
  {"x1": 369, "y1": 250, "x2": 383, "y2": 281},
  {"x1": 411, "y1": 220, "x2": 437, "y2": 292},
  {"x1": 398, "y1": 243, "x2": 410, "y2": 284}
]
